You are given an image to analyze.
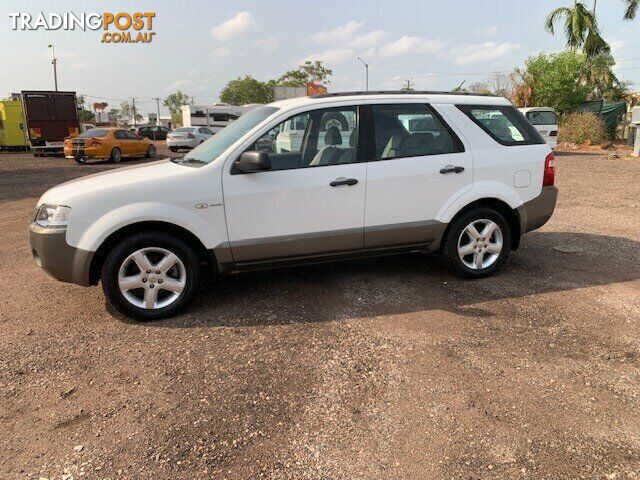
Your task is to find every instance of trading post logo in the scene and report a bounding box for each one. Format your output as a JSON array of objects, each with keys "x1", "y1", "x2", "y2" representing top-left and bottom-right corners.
[{"x1": 8, "y1": 12, "x2": 156, "y2": 44}]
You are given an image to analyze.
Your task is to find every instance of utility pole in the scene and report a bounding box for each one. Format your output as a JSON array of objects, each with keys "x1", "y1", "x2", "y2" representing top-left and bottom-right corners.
[
  {"x1": 356, "y1": 56, "x2": 369, "y2": 91},
  {"x1": 47, "y1": 44, "x2": 58, "y2": 91},
  {"x1": 132, "y1": 98, "x2": 137, "y2": 127},
  {"x1": 154, "y1": 97, "x2": 161, "y2": 126}
]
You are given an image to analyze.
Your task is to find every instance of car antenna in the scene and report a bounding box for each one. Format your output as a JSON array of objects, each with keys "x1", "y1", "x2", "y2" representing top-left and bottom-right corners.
[{"x1": 451, "y1": 80, "x2": 466, "y2": 93}]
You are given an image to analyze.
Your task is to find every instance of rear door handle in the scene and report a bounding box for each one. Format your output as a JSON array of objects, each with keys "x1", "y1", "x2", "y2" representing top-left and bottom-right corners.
[
  {"x1": 439, "y1": 165, "x2": 465, "y2": 174},
  {"x1": 330, "y1": 177, "x2": 358, "y2": 187}
]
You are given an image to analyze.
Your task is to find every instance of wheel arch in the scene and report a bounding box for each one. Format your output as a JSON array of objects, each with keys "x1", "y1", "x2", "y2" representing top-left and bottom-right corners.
[
  {"x1": 439, "y1": 197, "x2": 522, "y2": 252},
  {"x1": 88, "y1": 221, "x2": 215, "y2": 285}
]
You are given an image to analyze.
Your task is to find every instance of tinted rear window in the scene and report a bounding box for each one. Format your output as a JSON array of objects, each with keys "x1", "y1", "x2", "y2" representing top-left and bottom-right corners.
[
  {"x1": 526, "y1": 110, "x2": 557, "y2": 126},
  {"x1": 457, "y1": 105, "x2": 545, "y2": 146},
  {"x1": 78, "y1": 129, "x2": 109, "y2": 138}
]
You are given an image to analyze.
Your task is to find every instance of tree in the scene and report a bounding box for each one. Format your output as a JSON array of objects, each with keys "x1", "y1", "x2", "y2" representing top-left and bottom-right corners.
[
  {"x1": 76, "y1": 95, "x2": 95, "y2": 123},
  {"x1": 220, "y1": 76, "x2": 275, "y2": 105},
  {"x1": 278, "y1": 60, "x2": 333, "y2": 87},
  {"x1": 117, "y1": 101, "x2": 143, "y2": 125},
  {"x1": 583, "y1": 53, "x2": 631, "y2": 101},
  {"x1": 524, "y1": 51, "x2": 591, "y2": 116},
  {"x1": 623, "y1": 0, "x2": 638, "y2": 18},
  {"x1": 545, "y1": 1, "x2": 603, "y2": 53},
  {"x1": 163, "y1": 91, "x2": 191, "y2": 115}
]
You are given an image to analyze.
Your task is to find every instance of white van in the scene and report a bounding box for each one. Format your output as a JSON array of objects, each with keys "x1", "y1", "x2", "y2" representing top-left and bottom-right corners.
[
  {"x1": 519, "y1": 107, "x2": 558, "y2": 148},
  {"x1": 30, "y1": 91, "x2": 557, "y2": 320}
]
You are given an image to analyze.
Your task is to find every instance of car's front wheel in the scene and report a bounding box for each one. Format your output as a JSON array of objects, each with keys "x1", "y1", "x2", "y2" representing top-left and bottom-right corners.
[
  {"x1": 146, "y1": 144, "x2": 156, "y2": 158},
  {"x1": 442, "y1": 207, "x2": 511, "y2": 278},
  {"x1": 101, "y1": 232, "x2": 200, "y2": 320}
]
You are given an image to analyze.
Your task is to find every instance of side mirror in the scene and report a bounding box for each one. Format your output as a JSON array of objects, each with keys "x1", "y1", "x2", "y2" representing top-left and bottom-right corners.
[{"x1": 234, "y1": 151, "x2": 271, "y2": 173}]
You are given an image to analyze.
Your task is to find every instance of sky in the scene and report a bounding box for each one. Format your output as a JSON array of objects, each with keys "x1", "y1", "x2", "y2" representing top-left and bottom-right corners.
[{"x1": 0, "y1": 0, "x2": 638, "y2": 116}]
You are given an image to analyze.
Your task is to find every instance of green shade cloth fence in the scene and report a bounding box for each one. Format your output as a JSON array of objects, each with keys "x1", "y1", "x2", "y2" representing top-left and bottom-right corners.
[{"x1": 578, "y1": 101, "x2": 627, "y2": 138}]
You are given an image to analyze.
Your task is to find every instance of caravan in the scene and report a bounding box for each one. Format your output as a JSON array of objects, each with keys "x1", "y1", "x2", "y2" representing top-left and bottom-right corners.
[{"x1": 181, "y1": 103, "x2": 260, "y2": 133}]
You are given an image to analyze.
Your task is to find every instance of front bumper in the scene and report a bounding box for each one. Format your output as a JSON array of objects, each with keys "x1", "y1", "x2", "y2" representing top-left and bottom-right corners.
[
  {"x1": 29, "y1": 223, "x2": 94, "y2": 286},
  {"x1": 518, "y1": 186, "x2": 558, "y2": 233}
]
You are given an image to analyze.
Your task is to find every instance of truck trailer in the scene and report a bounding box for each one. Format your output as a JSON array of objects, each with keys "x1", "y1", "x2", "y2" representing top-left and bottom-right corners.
[{"x1": 21, "y1": 90, "x2": 80, "y2": 156}]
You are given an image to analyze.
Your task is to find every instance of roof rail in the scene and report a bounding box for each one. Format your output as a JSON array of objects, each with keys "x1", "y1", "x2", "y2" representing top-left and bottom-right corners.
[{"x1": 310, "y1": 90, "x2": 499, "y2": 99}]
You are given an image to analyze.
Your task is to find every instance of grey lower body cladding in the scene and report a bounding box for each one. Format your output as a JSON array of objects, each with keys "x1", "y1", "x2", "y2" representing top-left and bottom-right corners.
[{"x1": 215, "y1": 220, "x2": 446, "y2": 272}]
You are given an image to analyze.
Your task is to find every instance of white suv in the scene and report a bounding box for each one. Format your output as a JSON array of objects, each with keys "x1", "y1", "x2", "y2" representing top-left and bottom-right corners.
[{"x1": 30, "y1": 92, "x2": 557, "y2": 320}]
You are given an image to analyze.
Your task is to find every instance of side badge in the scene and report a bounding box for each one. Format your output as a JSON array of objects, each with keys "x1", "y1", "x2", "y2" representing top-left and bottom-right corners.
[{"x1": 195, "y1": 203, "x2": 222, "y2": 209}]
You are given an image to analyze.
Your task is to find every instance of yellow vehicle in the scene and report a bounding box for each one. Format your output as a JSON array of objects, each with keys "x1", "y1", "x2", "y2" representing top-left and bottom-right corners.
[
  {"x1": 64, "y1": 127, "x2": 156, "y2": 164},
  {"x1": 0, "y1": 100, "x2": 27, "y2": 150}
]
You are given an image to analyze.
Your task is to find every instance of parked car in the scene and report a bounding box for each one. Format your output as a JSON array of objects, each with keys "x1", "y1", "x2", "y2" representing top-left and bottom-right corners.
[
  {"x1": 519, "y1": 107, "x2": 558, "y2": 148},
  {"x1": 63, "y1": 127, "x2": 156, "y2": 164},
  {"x1": 136, "y1": 125, "x2": 171, "y2": 140},
  {"x1": 166, "y1": 126, "x2": 213, "y2": 151},
  {"x1": 30, "y1": 91, "x2": 557, "y2": 320}
]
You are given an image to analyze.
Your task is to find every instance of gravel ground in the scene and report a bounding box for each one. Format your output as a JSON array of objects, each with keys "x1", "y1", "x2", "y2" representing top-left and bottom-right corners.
[{"x1": 1, "y1": 145, "x2": 639, "y2": 479}]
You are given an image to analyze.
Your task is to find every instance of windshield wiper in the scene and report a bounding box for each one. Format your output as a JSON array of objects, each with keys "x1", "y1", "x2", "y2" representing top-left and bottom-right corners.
[
  {"x1": 169, "y1": 156, "x2": 185, "y2": 164},
  {"x1": 181, "y1": 158, "x2": 207, "y2": 165}
]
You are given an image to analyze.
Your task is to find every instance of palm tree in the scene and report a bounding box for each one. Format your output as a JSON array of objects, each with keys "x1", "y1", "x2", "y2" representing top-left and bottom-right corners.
[
  {"x1": 545, "y1": 1, "x2": 599, "y2": 50},
  {"x1": 623, "y1": 0, "x2": 638, "y2": 19}
]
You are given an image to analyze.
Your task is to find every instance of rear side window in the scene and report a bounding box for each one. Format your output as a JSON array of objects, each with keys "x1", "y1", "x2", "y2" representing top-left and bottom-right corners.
[
  {"x1": 370, "y1": 104, "x2": 464, "y2": 160},
  {"x1": 457, "y1": 105, "x2": 545, "y2": 146},
  {"x1": 526, "y1": 110, "x2": 557, "y2": 126}
]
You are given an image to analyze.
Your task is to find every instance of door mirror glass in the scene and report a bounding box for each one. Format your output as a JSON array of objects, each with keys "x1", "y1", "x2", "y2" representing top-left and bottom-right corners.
[{"x1": 235, "y1": 151, "x2": 271, "y2": 173}]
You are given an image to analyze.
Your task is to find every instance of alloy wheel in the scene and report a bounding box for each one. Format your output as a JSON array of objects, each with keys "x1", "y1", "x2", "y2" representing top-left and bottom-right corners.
[
  {"x1": 457, "y1": 219, "x2": 503, "y2": 270},
  {"x1": 117, "y1": 247, "x2": 186, "y2": 309}
]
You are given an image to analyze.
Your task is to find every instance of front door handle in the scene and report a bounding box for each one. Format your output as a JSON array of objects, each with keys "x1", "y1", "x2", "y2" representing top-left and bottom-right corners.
[
  {"x1": 439, "y1": 165, "x2": 465, "y2": 174},
  {"x1": 330, "y1": 177, "x2": 358, "y2": 187}
]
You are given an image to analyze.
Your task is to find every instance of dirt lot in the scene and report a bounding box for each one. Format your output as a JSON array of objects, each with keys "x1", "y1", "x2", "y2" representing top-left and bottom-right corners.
[{"x1": 1, "y1": 145, "x2": 639, "y2": 480}]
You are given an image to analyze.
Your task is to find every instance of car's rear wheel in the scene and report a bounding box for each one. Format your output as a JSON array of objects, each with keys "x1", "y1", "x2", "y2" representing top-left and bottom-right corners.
[
  {"x1": 146, "y1": 145, "x2": 156, "y2": 158},
  {"x1": 442, "y1": 207, "x2": 511, "y2": 278},
  {"x1": 74, "y1": 157, "x2": 87, "y2": 165},
  {"x1": 109, "y1": 147, "x2": 122, "y2": 163},
  {"x1": 101, "y1": 232, "x2": 200, "y2": 321}
]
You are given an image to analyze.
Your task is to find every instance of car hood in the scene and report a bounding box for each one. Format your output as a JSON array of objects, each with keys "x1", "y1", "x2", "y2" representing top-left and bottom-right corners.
[{"x1": 38, "y1": 160, "x2": 192, "y2": 205}]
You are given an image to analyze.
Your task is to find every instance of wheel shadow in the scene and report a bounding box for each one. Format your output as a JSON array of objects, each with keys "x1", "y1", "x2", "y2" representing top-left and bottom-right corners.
[{"x1": 137, "y1": 231, "x2": 640, "y2": 328}]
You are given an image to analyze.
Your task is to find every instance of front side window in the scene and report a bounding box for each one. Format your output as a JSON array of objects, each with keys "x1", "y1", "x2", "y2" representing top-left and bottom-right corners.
[
  {"x1": 457, "y1": 105, "x2": 545, "y2": 146},
  {"x1": 246, "y1": 106, "x2": 358, "y2": 171},
  {"x1": 125, "y1": 131, "x2": 140, "y2": 140},
  {"x1": 371, "y1": 104, "x2": 463, "y2": 160},
  {"x1": 526, "y1": 110, "x2": 557, "y2": 126},
  {"x1": 182, "y1": 106, "x2": 279, "y2": 165}
]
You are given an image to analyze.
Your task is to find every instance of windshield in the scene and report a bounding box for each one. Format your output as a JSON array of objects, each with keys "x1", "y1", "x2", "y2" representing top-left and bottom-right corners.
[
  {"x1": 181, "y1": 106, "x2": 279, "y2": 164},
  {"x1": 78, "y1": 129, "x2": 109, "y2": 138},
  {"x1": 526, "y1": 110, "x2": 557, "y2": 126}
]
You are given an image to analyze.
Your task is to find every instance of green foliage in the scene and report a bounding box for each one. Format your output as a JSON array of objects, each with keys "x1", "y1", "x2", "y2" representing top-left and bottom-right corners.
[
  {"x1": 623, "y1": 0, "x2": 638, "y2": 19},
  {"x1": 278, "y1": 60, "x2": 333, "y2": 87},
  {"x1": 75, "y1": 95, "x2": 95, "y2": 123},
  {"x1": 163, "y1": 91, "x2": 191, "y2": 114},
  {"x1": 545, "y1": 2, "x2": 598, "y2": 51},
  {"x1": 524, "y1": 51, "x2": 591, "y2": 116},
  {"x1": 117, "y1": 101, "x2": 143, "y2": 125},
  {"x1": 219, "y1": 76, "x2": 275, "y2": 105}
]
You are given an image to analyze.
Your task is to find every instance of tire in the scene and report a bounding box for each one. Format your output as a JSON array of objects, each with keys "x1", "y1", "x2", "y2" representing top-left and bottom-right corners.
[
  {"x1": 101, "y1": 232, "x2": 200, "y2": 321},
  {"x1": 74, "y1": 157, "x2": 87, "y2": 165},
  {"x1": 110, "y1": 147, "x2": 122, "y2": 163},
  {"x1": 441, "y1": 207, "x2": 511, "y2": 279},
  {"x1": 169, "y1": 147, "x2": 178, "y2": 152},
  {"x1": 146, "y1": 144, "x2": 156, "y2": 158}
]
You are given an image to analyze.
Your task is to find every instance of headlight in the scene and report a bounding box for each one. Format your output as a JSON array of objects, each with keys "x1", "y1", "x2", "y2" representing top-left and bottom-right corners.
[{"x1": 35, "y1": 204, "x2": 71, "y2": 227}]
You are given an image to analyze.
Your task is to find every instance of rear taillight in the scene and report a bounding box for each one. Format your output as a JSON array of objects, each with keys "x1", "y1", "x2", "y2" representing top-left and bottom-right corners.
[
  {"x1": 187, "y1": 133, "x2": 195, "y2": 138},
  {"x1": 543, "y1": 152, "x2": 555, "y2": 187},
  {"x1": 89, "y1": 139, "x2": 102, "y2": 147},
  {"x1": 549, "y1": 130, "x2": 558, "y2": 137}
]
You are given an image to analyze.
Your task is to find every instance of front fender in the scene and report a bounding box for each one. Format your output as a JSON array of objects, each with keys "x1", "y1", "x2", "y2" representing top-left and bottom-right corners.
[
  {"x1": 437, "y1": 181, "x2": 525, "y2": 223},
  {"x1": 73, "y1": 202, "x2": 224, "y2": 252}
]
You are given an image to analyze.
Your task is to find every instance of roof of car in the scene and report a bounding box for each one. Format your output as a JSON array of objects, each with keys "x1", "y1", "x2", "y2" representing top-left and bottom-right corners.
[
  {"x1": 519, "y1": 106, "x2": 556, "y2": 113},
  {"x1": 269, "y1": 91, "x2": 512, "y2": 110}
]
